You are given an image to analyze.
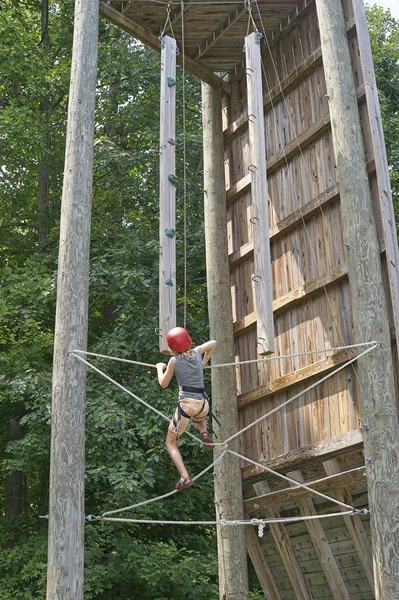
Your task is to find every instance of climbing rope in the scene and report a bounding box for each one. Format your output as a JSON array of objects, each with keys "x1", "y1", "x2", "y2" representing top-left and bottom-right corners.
[{"x1": 72, "y1": 342, "x2": 376, "y2": 524}]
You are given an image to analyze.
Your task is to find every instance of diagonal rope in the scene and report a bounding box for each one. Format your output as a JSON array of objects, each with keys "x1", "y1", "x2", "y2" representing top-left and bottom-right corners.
[
  {"x1": 101, "y1": 449, "x2": 227, "y2": 517},
  {"x1": 73, "y1": 340, "x2": 378, "y2": 370},
  {"x1": 73, "y1": 352, "x2": 224, "y2": 447},
  {"x1": 223, "y1": 342, "x2": 377, "y2": 445},
  {"x1": 226, "y1": 448, "x2": 355, "y2": 510}
]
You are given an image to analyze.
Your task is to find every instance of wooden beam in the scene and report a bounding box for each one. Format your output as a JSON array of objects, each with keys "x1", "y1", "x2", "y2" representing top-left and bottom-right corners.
[
  {"x1": 323, "y1": 458, "x2": 374, "y2": 590},
  {"x1": 252, "y1": 481, "x2": 312, "y2": 600},
  {"x1": 193, "y1": 6, "x2": 247, "y2": 61},
  {"x1": 202, "y1": 82, "x2": 249, "y2": 599},
  {"x1": 158, "y1": 36, "x2": 177, "y2": 353},
  {"x1": 46, "y1": 0, "x2": 99, "y2": 597},
  {"x1": 245, "y1": 31, "x2": 274, "y2": 355},
  {"x1": 238, "y1": 348, "x2": 355, "y2": 409},
  {"x1": 234, "y1": 263, "x2": 348, "y2": 334},
  {"x1": 224, "y1": 47, "x2": 323, "y2": 143},
  {"x1": 100, "y1": 5, "x2": 231, "y2": 93},
  {"x1": 226, "y1": 173, "x2": 251, "y2": 206},
  {"x1": 246, "y1": 526, "x2": 282, "y2": 599},
  {"x1": 272, "y1": 263, "x2": 348, "y2": 314},
  {"x1": 316, "y1": 1, "x2": 399, "y2": 597},
  {"x1": 229, "y1": 184, "x2": 339, "y2": 266},
  {"x1": 287, "y1": 470, "x2": 351, "y2": 600},
  {"x1": 242, "y1": 429, "x2": 363, "y2": 480},
  {"x1": 245, "y1": 466, "x2": 366, "y2": 513}
]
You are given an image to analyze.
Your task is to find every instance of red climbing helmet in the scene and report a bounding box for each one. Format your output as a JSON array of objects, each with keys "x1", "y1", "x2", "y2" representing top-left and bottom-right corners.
[{"x1": 166, "y1": 327, "x2": 192, "y2": 353}]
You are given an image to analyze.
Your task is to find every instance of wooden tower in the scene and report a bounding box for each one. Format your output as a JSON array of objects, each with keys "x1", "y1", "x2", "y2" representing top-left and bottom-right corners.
[{"x1": 101, "y1": 1, "x2": 399, "y2": 598}]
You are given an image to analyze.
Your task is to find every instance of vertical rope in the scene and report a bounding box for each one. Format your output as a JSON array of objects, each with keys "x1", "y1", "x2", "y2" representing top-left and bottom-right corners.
[{"x1": 181, "y1": 0, "x2": 188, "y2": 329}]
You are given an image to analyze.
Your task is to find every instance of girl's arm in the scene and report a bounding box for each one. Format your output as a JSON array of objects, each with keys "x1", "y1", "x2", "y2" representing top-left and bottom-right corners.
[
  {"x1": 196, "y1": 340, "x2": 217, "y2": 367},
  {"x1": 156, "y1": 359, "x2": 175, "y2": 388}
]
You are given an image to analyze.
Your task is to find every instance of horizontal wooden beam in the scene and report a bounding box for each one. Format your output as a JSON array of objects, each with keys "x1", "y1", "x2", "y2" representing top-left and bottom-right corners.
[
  {"x1": 273, "y1": 262, "x2": 348, "y2": 314},
  {"x1": 244, "y1": 465, "x2": 366, "y2": 513},
  {"x1": 241, "y1": 428, "x2": 363, "y2": 479},
  {"x1": 224, "y1": 47, "x2": 323, "y2": 143},
  {"x1": 226, "y1": 173, "x2": 251, "y2": 206},
  {"x1": 229, "y1": 184, "x2": 340, "y2": 266},
  {"x1": 193, "y1": 6, "x2": 247, "y2": 61},
  {"x1": 238, "y1": 347, "x2": 356, "y2": 409},
  {"x1": 233, "y1": 263, "x2": 348, "y2": 333},
  {"x1": 101, "y1": 6, "x2": 231, "y2": 93}
]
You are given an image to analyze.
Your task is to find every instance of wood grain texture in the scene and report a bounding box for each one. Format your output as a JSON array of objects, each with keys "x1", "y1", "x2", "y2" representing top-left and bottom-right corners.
[
  {"x1": 47, "y1": 0, "x2": 99, "y2": 597},
  {"x1": 158, "y1": 36, "x2": 176, "y2": 353}
]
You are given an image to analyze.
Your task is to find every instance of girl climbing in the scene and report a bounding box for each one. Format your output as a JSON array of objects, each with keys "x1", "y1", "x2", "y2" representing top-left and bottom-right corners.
[{"x1": 156, "y1": 327, "x2": 217, "y2": 491}]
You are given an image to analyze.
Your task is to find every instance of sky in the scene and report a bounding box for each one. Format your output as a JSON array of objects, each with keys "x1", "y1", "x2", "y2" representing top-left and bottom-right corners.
[{"x1": 368, "y1": 0, "x2": 399, "y2": 20}]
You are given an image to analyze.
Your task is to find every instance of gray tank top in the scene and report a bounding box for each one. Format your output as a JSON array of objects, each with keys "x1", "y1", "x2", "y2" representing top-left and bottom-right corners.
[{"x1": 172, "y1": 348, "x2": 205, "y2": 400}]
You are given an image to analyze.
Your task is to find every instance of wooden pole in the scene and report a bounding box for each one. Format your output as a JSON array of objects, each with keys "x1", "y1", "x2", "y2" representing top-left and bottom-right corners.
[
  {"x1": 159, "y1": 35, "x2": 177, "y2": 353},
  {"x1": 202, "y1": 82, "x2": 249, "y2": 600},
  {"x1": 46, "y1": 0, "x2": 98, "y2": 597},
  {"x1": 315, "y1": 1, "x2": 399, "y2": 597},
  {"x1": 245, "y1": 31, "x2": 274, "y2": 356}
]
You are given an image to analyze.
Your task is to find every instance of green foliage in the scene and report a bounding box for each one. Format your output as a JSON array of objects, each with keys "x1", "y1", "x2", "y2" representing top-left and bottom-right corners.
[{"x1": 366, "y1": 4, "x2": 399, "y2": 222}]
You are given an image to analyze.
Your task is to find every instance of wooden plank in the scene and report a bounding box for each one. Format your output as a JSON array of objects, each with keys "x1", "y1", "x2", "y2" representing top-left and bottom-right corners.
[
  {"x1": 316, "y1": 2, "x2": 399, "y2": 597},
  {"x1": 253, "y1": 481, "x2": 312, "y2": 600},
  {"x1": 352, "y1": 0, "x2": 399, "y2": 364},
  {"x1": 158, "y1": 36, "x2": 176, "y2": 353},
  {"x1": 245, "y1": 32, "x2": 274, "y2": 355},
  {"x1": 226, "y1": 173, "x2": 251, "y2": 205},
  {"x1": 246, "y1": 525, "x2": 282, "y2": 599},
  {"x1": 100, "y1": 5, "x2": 231, "y2": 93},
  {"x1": 323, "y1": 458, "x2": 374, "y2": 590},
  {"x1": 229, "y1": 184, "x2": 339, "y2": 266},
  {"x1": 241, "y1": 429, "x2": 364, "y2": 480},
  {"x1": 287, "y1": 470, "x2": 351, "y2": 600},
  {"x1": 224, "y1": 47, "x2": 323, "y2": 143},
  {"x1": 245, "y1": 466, "x2": 366, "y2": 512},
  {"x1": 238, "y1": 348, "x2": 356, "y2": 409},
  {"x1": 194, "y1": 6, "x2": 247, "y2": 60},
  {"x1": 233, "y1": 263, "x2": 348, "y2": 334}
]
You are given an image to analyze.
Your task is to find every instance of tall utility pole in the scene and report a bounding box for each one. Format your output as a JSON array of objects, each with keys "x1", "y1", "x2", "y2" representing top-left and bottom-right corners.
[
  {"x1": 46, "y1": 0, "x2": 99, "y2": 598},
  {"x1": 315, "y1": 0, "x2": 399, "y2": 598},
  {"x1": 202, "y1": 82, "x2": 250, "y2": 600}
]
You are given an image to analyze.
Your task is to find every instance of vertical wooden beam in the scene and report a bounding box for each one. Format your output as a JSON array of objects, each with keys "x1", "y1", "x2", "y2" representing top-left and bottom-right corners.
[
  {"x1": 352, "y1": 0, "x2": 399, "y2": 364},
  {"x1": 246, "y1": 526, "x2": 282, "y2": 600},
  {"x1": 253, "y1": 482, "x2": 312, "y2": 600},
  {"x1": 245, "y1": 31, "x2": 274, "y2": 355},
  {"x1": 323, "y1": 458, "x2": 374, "y2": 589},
  {"x1": 315, "y1": 1, "x2": 399, "y2": 597},
  {"x1": 202, "y1": 82, "x2": 249, "y2": 600},
  {"x1": 46, "y1": 0, "x2": 99, "y2": 598},
  {"x1": 159, "y1": 35, "x2": 177, "y2": 353},
  {"x1": 288, "y1": 470, "x2": 351, "y2": 600}
]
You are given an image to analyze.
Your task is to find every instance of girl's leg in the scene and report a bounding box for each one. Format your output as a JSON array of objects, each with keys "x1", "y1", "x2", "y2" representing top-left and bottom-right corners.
[{"x1": 165, "y1": 430, "x2": 189, "y2": 480}]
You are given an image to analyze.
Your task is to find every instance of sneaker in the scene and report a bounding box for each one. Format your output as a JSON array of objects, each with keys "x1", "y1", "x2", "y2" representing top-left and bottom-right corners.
[{"x1": 200, "y1": 431, "x2": 214, "y2": 451}]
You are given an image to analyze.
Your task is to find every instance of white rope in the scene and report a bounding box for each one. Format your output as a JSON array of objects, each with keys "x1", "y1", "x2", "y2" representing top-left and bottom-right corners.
[
  {"x1": 73, "y1": 340, "x2": 378, "y2": 370},
  {"x1": 73, "y1": 352, "x2": 225, "y2": 448},
  {"x1": 73, "y1": 349, "x2": 156, "y2": 369},
  {"x1": 96, "y1": 510, "x2": 359, "y2": 525},
  {"x1": 226, "y1": 449, "x2": 355, "y2": 510},
  {"x1": 223, "y1": 342, "x2": 378, "y2": 445},
  {"x1": 101, "y1": 449, "x2": 227, "y2": 517}
]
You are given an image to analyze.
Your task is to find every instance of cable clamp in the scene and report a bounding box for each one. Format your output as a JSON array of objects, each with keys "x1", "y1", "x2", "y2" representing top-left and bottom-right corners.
[
  {"x1": 257, "y1": 523, "x2": 265, "y2": 537},
  {"x1": 351, "y1": 508, "x2": 371, "y2": 516}
]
